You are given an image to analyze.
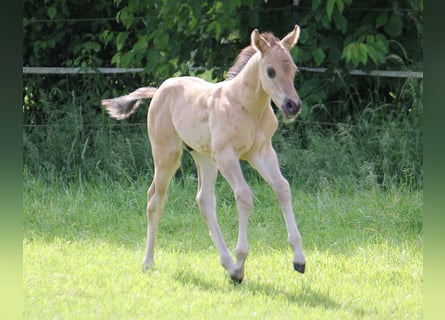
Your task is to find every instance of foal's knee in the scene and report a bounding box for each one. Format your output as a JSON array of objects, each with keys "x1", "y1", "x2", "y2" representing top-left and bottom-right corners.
[
  {"x1": 146, "y1": 192, "x2": 165, "y2": 219},
  {"x1": 234, "y1": 185, "x2": 253, "y2": 212},
  {"x1": 196, "y1": 191, "x2": 214, "y2": 211},
  {"x1": 275, "y1": 178, "x2": 292, "y2": 203},
  {"x1": 195, "y1": 191, "x2": 206, "y2": 208}
]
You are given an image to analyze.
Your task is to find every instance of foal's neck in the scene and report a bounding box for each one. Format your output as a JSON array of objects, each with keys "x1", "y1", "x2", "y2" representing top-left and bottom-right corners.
[{"x1": 230, "y1": 53, "x2": 270, "y2": 118}]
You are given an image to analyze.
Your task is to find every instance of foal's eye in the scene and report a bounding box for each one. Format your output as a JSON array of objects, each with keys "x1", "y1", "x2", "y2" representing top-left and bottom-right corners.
[{"x1": 266, "y1": 66, "x2": 276, "y2": 79}]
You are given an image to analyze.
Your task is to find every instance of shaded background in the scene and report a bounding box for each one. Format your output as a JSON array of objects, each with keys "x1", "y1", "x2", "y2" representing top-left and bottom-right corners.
[{"x1": 22, "y1": 0, "x2": 423, "y2": 190}]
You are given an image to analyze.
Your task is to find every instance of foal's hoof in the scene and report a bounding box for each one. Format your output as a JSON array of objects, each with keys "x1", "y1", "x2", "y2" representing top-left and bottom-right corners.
[
  {"x1": 293, "y1": 262, "x2": 306, "y2": 274},
  {"x1": 141, "y1": 262, "x2": 153, "y2": 273},
  {"x1": 141, "y1": 264, "x2": 149, "y2": 273},
  {"x1": 229, "y1": 267, "x2": 244, "y2": 284},
  {"x1": 230, "y1": 275, "x2": 244, "y2": 285}
]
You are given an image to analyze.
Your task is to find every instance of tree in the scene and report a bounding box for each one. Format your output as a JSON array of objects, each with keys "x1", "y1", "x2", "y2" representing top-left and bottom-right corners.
[{"x1": 23, "y1": 0, "x2": 423, "y2": 187}]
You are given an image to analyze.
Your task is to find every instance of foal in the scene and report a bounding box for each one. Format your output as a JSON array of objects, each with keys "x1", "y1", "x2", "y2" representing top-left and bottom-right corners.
[{"x1": 102, "y1": 25, "x2": 306, "y2": 283}]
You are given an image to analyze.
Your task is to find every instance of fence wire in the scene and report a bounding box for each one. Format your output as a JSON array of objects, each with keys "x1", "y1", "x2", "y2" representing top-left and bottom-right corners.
[
  {"x1": 22, "y1": 119, "x2": 420, "y2": 134},
  {"x1": 24, "y1": 4, "x2": 422, "y2": 25}
]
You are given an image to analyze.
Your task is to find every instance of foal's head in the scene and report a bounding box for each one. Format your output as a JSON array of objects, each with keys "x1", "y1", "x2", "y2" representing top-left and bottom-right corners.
[{"x1": 252, "y1": 25, "x2": 302, "y2": 120}]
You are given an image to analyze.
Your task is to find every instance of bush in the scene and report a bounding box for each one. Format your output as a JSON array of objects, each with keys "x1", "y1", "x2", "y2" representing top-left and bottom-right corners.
[
  {"x1": 23, "y1": 73, "x2": 422, "y2": 192},
  {"x1": 22, "y1": 1, "x2": 422, "y2": 191}
]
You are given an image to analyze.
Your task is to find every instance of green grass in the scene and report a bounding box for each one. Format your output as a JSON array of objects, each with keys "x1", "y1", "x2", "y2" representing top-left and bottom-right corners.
[{"x1": 23, "y1": 176, "x2": 422, "y2": 319}]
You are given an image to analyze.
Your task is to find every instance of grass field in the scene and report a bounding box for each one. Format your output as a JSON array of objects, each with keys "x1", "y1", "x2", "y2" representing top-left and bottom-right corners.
[{"x1": 23, "y1": 175, "x2": 422, "y2": 319}]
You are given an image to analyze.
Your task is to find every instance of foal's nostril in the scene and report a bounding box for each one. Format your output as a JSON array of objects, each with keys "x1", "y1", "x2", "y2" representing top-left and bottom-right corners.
[
  {"x1": 285, "y1": 99, "x2": 301, "y2": 116},
  {"x1": 285, "y1": 100, "x2": 293, "y2": 113}
]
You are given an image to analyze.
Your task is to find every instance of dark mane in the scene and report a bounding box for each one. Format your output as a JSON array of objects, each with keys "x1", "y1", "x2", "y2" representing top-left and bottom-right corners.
[{"x1": 226, "y1": 32, "x2": 280, "y2": 80}]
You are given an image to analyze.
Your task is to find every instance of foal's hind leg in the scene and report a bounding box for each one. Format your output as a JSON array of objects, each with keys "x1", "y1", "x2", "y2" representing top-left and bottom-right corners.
[{"x1": 142, "y1": 143, "x2": 182, "y2": 271}]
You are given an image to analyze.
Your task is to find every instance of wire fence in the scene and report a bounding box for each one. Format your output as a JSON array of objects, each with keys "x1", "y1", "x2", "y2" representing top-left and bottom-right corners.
[
  {"x1": 22, "y1": 63, "x2": 423, "y2": 135},
  {"x1": 22, "y1": 117, "x2": 420, "y2": 134},
  {"x1": 23, "y1": 0, "x2": 423, "y2": 79},
  {"x1": 23, "y1": 2, "x2": 422, "y2": 135},
  {"x1": 22, "y1": 67, "x2": 422, "y2": 134},
  {"x1": 23, "y1": 4, "x2": 423, "y2": 25}
]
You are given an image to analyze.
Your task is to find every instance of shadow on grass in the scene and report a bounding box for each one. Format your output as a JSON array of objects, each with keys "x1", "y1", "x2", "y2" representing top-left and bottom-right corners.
[{"x1": 173, "y1": 269, "x2": 365, "y2": 317}]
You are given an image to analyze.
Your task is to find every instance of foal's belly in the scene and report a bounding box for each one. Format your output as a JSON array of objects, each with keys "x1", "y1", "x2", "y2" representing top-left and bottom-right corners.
[{"x1": 178, "y1": 124, "x2": 212, "y2": 153}]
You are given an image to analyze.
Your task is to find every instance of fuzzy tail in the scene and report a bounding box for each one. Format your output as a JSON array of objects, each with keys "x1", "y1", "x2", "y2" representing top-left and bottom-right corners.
[{"x1": 101, "y1": 86, "x2": 158, "y2": 120}]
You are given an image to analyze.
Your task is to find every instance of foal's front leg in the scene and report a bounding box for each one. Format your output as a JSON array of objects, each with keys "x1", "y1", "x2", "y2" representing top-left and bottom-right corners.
[
  {"x1": 191, "y1": 152, "x2": 237, "y2": 278},
  {"x1": 215, "y1": 149, "x2": 253, "y2": 283},
  {"x1": 248, "y1": 144, "x2": 306, "y2": 273}
]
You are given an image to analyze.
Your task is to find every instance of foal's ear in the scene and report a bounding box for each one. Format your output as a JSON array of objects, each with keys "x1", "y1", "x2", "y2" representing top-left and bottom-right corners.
[
  {"x1": 281, "y1": 25, "x2": 301, "y2": 50},
  {"x1": 251, "y1": 29, "x2": 270, "y2": 54}
]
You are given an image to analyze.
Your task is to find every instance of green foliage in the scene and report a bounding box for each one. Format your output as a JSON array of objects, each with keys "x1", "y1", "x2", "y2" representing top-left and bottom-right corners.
[
  {"x1": 22, "y1": 0, "x2": 423, "y2": 191},
  {"x1": 23, "y1": 0, "x2": 423, "y2": 80},
  {"x1": 295, "y1": 0, "x2": 422, "y2": 71},
  {"x1": 273, "y1": 74, "x2": 423, "y2": 191},
  {"x1": 23, "y1": 75, "x2": 154, "y2": 184},
  {"x1": 104, "y1": 0, "x2": 258, "y2": 80}
]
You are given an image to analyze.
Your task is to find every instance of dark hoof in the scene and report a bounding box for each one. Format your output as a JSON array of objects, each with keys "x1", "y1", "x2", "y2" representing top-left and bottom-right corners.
[
  {"x1": 293, "y1": 262, "x2": 305, "y2": 274},
  {"x1": 230, "y1": 275, "x2": 243, "y2": 285}
]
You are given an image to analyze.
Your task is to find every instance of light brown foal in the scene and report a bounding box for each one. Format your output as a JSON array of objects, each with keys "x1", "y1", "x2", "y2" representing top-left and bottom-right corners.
[{"x1": 102, "y1": 25, "x2": 306, "y2": 283}]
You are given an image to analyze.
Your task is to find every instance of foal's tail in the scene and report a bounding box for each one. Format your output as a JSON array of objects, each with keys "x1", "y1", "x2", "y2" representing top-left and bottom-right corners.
[{"x1": 101, "y1": 86, "x2": 158, "y2": 120}]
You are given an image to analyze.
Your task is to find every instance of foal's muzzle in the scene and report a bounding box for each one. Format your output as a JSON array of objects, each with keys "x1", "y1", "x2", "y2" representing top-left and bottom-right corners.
[{"x1": 282, "y1": 98, "x2": 302, "y2": 119}]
